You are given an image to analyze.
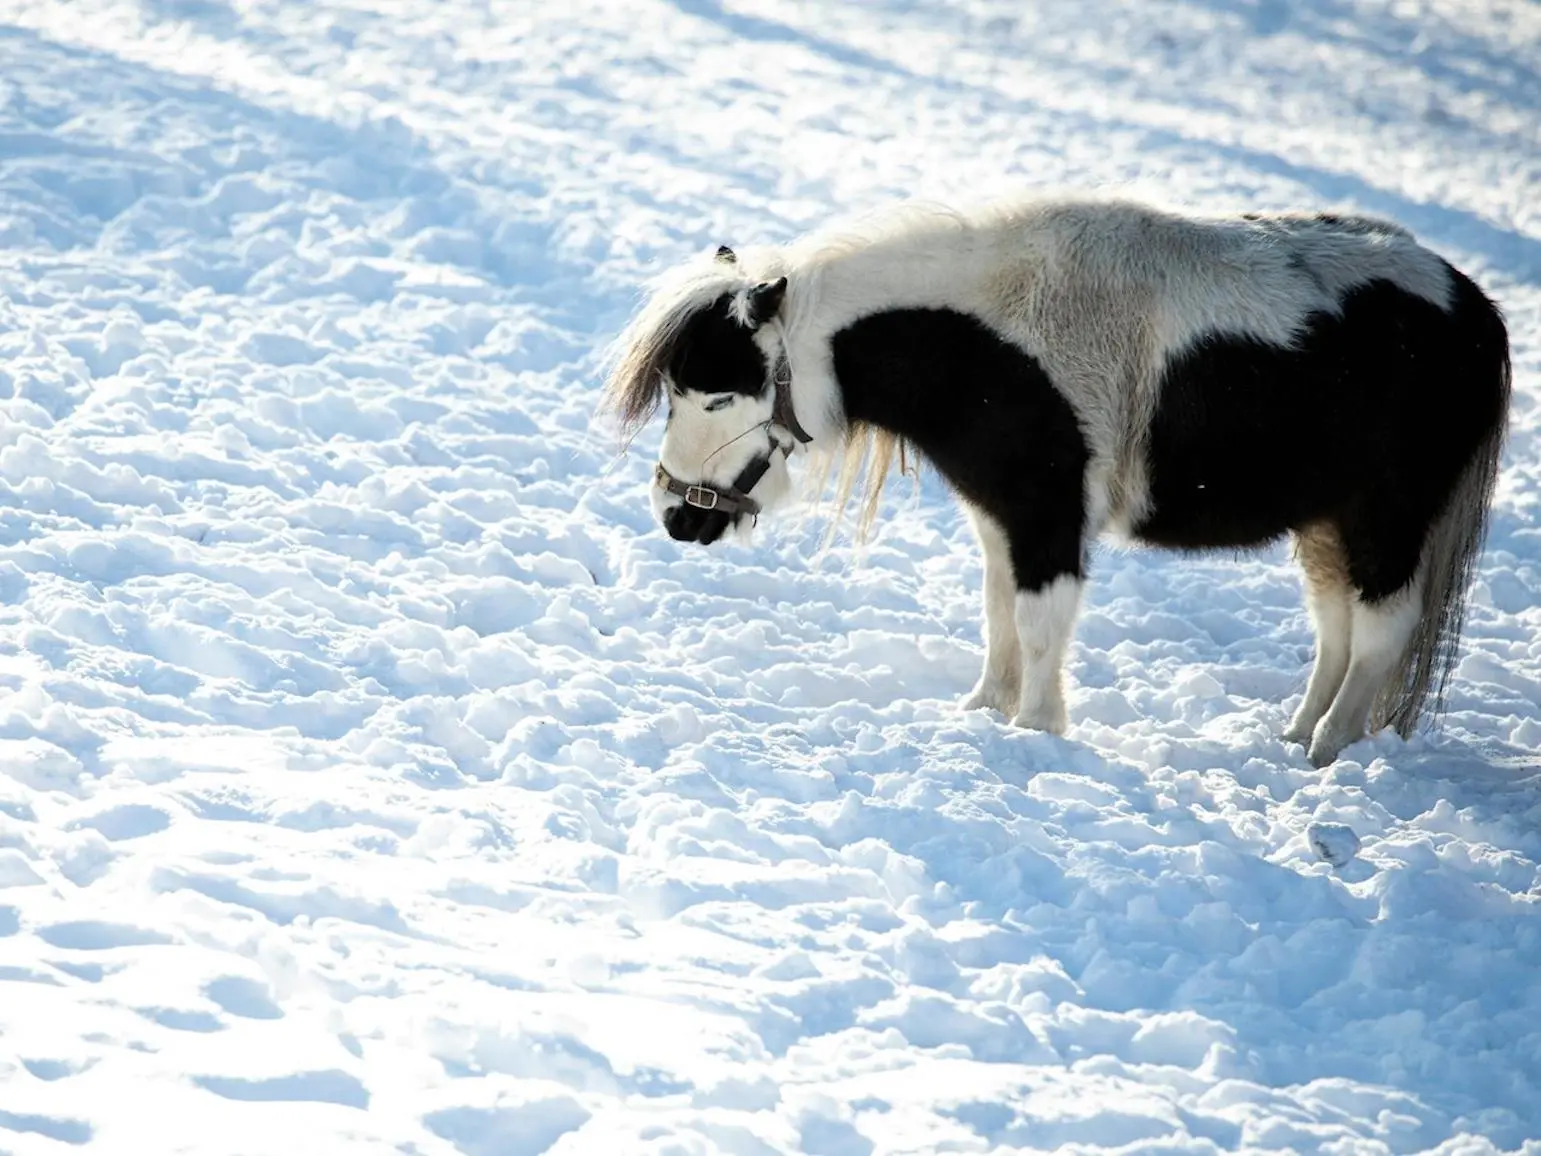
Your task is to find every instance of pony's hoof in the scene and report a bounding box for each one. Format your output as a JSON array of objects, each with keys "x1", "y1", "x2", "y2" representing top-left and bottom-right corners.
[
  {"x1": 1282, "y1": 719, "x2": 1315, "y2": 745},
  {"x1": 961, "y1": 680, "x2": 1019, "y2": 716},
  {"x1": 1307, "y1": 721, "x2": 1358, "y2": 768},
  {"x1": 1011, "y1": 705, "x2": 1067, "y2": 735}
]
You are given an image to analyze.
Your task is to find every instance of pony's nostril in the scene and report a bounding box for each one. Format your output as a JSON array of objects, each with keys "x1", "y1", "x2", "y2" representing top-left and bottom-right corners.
[
  {"x1": 663, "y1": 503, "x2": 732, "y2": 545},
  {"x1": 696, "y1": 513, "x2": 733, "y2": 545},
  {"x1": 664, "y1": 504, "x2": 698, "y2": 541}
]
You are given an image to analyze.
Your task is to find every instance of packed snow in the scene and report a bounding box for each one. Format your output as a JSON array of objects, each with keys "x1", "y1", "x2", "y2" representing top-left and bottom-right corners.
[{"x1": 0, "y1": 0, "x2": 1538, "y2": 1153}]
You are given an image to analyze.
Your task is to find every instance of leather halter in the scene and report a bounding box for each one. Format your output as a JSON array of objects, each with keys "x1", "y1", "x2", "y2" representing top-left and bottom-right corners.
[
  {"x1": 656, "y1": 352, "x2": 812, "y2": 519},
  {"x1": 655, "y1": 458, "x2": 768, "y2": 518},
  {"x1": 768, "y1": 352, "x2": 813, "y2": 446}
]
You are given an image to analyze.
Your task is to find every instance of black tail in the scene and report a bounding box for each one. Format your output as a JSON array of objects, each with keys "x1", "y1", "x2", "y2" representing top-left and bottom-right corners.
[{"x1": 1374, "y1": 271, "x2": 1511, "y2": 735}]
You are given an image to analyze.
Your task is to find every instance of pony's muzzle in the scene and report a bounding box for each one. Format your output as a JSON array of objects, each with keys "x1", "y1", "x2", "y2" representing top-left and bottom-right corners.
[{"x1": 663, "y1": 501, "x2": 733, "y2": 545}]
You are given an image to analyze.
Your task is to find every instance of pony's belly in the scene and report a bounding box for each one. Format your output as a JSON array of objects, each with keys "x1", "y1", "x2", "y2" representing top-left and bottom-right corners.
[{"x1": 1129, "y1": 490, "x2": 1304, "y2": 552}]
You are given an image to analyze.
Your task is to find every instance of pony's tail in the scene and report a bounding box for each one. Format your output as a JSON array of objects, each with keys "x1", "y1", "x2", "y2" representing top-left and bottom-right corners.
[{"x1": 1374, "y1": 294, "x2": 1512, "y2": 737}]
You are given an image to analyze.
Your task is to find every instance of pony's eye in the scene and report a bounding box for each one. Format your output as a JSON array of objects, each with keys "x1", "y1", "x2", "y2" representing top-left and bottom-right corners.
[{"x1": 703, "y1": 395, "x2": 735, "y2": 412}]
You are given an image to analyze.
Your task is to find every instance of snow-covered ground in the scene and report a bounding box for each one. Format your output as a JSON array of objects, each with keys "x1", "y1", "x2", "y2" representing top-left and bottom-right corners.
[{"x1": 1, "y1": 0, "x2": 1538, "y2": 1152}]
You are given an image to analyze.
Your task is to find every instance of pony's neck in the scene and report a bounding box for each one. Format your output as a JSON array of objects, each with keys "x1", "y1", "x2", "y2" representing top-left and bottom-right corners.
[{"x1": 781, "y1": 220, "x2": 1002, "y2": 448}]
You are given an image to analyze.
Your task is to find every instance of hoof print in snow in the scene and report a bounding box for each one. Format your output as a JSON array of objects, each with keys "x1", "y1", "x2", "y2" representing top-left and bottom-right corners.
[{"x1": 1306, "y1": 822, "x2": 1361, "y2": 867}]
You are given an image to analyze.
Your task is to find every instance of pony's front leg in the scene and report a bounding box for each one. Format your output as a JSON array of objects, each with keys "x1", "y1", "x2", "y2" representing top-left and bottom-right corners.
[
  {"x1": 961, "y1": 508, "x2": 1022, "y2": 715},
  {"x1": 1012, "y1": 573, "x2": 1083, "y2": 734}
]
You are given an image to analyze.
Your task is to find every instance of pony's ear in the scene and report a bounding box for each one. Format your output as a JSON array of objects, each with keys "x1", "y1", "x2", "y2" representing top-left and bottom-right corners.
[
  {"x1": 746, "y1": 277, "x2": 787, "y2": 326},
  {"x1": 715, "y1": 245, "x2": 736, "y2": 263}
]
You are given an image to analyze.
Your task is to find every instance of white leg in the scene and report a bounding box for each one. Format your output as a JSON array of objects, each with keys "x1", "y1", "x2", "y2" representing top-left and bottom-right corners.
[
  {"x1": 960, "y1": 508, "x2": 1022, "y2": 715},
  {"x1": 1011, "y1": 574, "x2": 1082, "y2": 734},
  {"x1": 1284, "y1": 528, "x2": 1353, "y2": 744},
  {"x1": 1308, "y1": 586, "x2": 1421, "y2": 767}
]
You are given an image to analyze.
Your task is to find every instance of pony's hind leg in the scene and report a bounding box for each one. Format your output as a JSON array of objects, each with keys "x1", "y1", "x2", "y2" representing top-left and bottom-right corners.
[
  {"x1": 1307, "y1": 583, "x2": 1422, "y2": 767},
  {"x1": 1306, "y1": 494, "x2": 1434, "y2": 766},
  {"x1": 1012, "y1": 574, "x2": 1082, "y2": 734},
  {"x1": 961, "y1": 506, "x2": 1022, "y2": 715},
  {"x1": 1284, "y1": 524, "x2": 1353, "y2": 745}
]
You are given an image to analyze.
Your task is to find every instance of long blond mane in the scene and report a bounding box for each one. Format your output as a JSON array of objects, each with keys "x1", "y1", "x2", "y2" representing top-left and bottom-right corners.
[{"x1": 804, "y1": 424, "x2": 915, "y2": 546}]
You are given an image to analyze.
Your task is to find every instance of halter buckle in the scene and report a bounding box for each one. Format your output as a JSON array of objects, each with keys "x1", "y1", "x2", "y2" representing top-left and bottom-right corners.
[{"x1": 683, "y1": 484, "x2": 720, "y2": 510}]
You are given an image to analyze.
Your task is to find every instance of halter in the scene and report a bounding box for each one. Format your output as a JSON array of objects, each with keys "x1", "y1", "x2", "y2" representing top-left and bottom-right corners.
[{"x1": 655, "y1": 352, "x2": 813, "y2": 518}]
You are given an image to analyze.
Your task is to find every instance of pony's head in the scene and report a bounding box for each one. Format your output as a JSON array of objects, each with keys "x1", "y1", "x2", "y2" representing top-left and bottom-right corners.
[{"x1": 604, "y1": 246, "x2": 807, "y2": 545}]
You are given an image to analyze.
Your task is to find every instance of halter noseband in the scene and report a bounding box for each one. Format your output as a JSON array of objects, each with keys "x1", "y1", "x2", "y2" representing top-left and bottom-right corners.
[
  {"x1": 656, "y1": 352, "x2": 812, "y2": 518},
  {"x1": 655, "y1": 461, "x2": 767, "y2": 517}
]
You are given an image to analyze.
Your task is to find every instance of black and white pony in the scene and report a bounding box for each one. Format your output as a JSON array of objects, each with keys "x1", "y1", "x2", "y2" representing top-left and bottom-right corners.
[{"x1": 605, "y1": 196, "x2": 1511, "y2": 766}]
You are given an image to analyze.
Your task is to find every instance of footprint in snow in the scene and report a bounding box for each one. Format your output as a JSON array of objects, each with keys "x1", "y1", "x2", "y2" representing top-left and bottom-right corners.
[
  {"x1": 194, "y1": 1071, "x2": 369, "y2": 1109},
  {"x1": 204, "y1": 975, "x2": 284, "y2": 1020},
  {"x1": 65, "y1": 803, "x2": 173, "y2": 841},
  {"x1": 37, "y1": 920, "x2": 174, "y2": 950},
  {"x1": 0, "y1": 1108, "x2": 94, "y2": 1146}
]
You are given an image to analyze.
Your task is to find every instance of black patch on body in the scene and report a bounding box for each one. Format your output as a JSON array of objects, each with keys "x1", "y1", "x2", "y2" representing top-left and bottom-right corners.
[
  {"x1": 831, "y1": 308, "x2": 1089, "y2": 593},
  {"x1": 1133, "y1": 272, "x2": 1509, "y2": 600}
]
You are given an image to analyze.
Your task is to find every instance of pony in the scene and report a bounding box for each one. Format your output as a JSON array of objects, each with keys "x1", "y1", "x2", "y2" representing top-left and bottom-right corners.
[{"x1": 603, "y1": 196, "x2": 1511, "y2": 767}]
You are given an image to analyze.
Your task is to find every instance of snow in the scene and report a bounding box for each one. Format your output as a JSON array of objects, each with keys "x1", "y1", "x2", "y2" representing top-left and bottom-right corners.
[{"x1": 0, "y1": 0, "x2": 1538, "y2": 1152}]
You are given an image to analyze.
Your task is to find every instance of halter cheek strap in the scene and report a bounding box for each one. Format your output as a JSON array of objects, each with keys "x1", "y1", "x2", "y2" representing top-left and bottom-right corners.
[{"x1": 770, "y1": 353, "x2": 813, "y2": 446}]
